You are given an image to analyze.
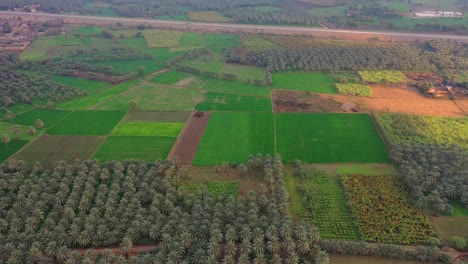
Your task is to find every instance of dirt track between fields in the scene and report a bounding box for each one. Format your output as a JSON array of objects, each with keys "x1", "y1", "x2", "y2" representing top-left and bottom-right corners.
[{"x1": 1, "y1": 11, "x2": 468, "y2": 42}]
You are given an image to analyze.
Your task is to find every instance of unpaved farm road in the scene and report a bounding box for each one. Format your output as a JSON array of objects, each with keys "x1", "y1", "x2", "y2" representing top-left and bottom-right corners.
[{"x1": 2, "y1": 11, "x2": 468, "y2": 41}]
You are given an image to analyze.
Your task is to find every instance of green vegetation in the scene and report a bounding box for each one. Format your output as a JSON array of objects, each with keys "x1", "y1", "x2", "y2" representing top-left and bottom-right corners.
[
  {"x1": 0, "y1": 122, "x2": 39, "y2": 141},
  {"x1": 111, "y1": 122, "x2": 184, "y2": 137},
  {"x1": 241, "y1": 36, "x2": 280, "y2": 52},
  {"x1": 56, "y1": 80, "x2": 137, "y2": 110},
  {"x1": 47, "y1": 110, "x2": 125, "y2": 135},
  {"x1": 272, "y1": 72, "x2": 336, "y2": 94},
  {"x1": 200, "y1": 77, "x2": 270, "y2": 97},
  {"x1": 286, "y1": 168, "x2": 361, "y2": 240},
  {"x1": 377, "y1": 113, "x2": 468, "y2": 149},
  {"x1": 341, "y1": 174, "x2": 437, "y2": 244},
  {"x1": 335, "y1": 83, "x2": 372, "y2": 96},
  {"x1": 93, "y1": 136, "x2": 175, "y2": 161},
  {"x1": 196, "y1": 92, "x2": 272, "y2": 112},
  {"x1": 150, "y1": 71, "x2": 193, "y2": 85},
  {"x1": 144, "y1": 30, "x2": 183, "y2": 48},
  {"x1": 11, "y1": 135, "x2": 105, "y2": 165},
  {"x1": 122, "y1": 111, "x2": 190, "y2": 123},
  {"x1": 193, "y1": 112, "x2": 275, "y2": 166},
  {"x1": 188, "y1": 11, "x2": 233, "y2": 22},
  {"x1": 69, "y1": 26, "x2": 103, "y2": 36},
  {"x1": 179, "y1": 33, "x2": 241, "y2": 53},
  {"x1": 277, "y1": 113, "x2": 389, "y2": 163},
  {"x1": 8, "y1": 108, "x2": 71, "y2": 128},
  {"x1": 336, "y1": 164, "x2": 397, "y2": 175},
  {"x1": 50, "y1": 75, "x2": 110, "y2": 93},
  {"x1": 359, "y1": 70, "x2": 407, "y2": 84},
  {"x1": 0, "y1": 139, "x2": 28, "y2": 163},
  {"x1": 182, "y1": 182, "x2": 239, "y2": 197}
]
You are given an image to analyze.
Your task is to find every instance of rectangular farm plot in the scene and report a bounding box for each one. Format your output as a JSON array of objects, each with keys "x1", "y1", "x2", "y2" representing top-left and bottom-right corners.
[
  {"x1": 111, "y1": 122, "x2": 184, "y2": 137},
  {"x1": 0, "y1": 140, "x2": 29, "y2": 163},
  {"x1": 196, "y1": 92, "x2": 272, "y2": 112},
  {"x1": 9, "y1": 108, "x2": 71, "y2": 128},
  {"x1": 122, "y1": 111, "x2": 190, "y2": 123},
  {"x1": 272, "y1": 72, "x2": 336, "y2": 94},
  {"x1": 11, "y1": 135, "x2": 105, "y2": 165},
  {"x1": 276, "y1": 113, "x2": 389, "y2": 163},
  {"x1": 144, "y1": 30, "x2": 183, "y2": 48},
  {"x1": 150, "y1": 71, "x2": 193, "y2": 85},
  {"x1": 47, "y1": 110, "x2": 125, "y2": 135},
  {"x1": 92, "y1": 136, "x2": 175, "y2": 162},
  {"x1": 192, "y1": 112, "x2": 275, "y2": 166}
]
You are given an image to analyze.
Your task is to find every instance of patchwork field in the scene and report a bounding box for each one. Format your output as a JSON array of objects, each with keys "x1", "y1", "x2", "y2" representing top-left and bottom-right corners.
[
  {"x1": 11, "y1": 135, "x2": 105, "y2": 165},
  {"x1": 193, "y1": 112, "x2": 275, "y2": 166},
  {"x1": 47, "y1": 110, "x2": 125, "y2": 135},
  {"x1": 9, "y1": 108, "x2": 71, "y2": 128},
  {"x1": 277, "y1": 113, "x2": 389, "y2": 163},
  {"x1": 111, "y1": 122, "x2": 184, "y2": 137},
  {"x1": 92, "y1": 136, "x2": 175, "y2": 162},
  {"x1": 272, "y1": 72, "x2": 336, "y2": 94},
  {"x1": 0, "y1": 122, "x2": 41, "y2": 141},
  {"x1": 199, "y1": 77, "x2": 271, "y2": 97},
  {"x1": 150, "y1": 71, "x2": 193, "y2": 85},
  {"x1": 196, "y1": 92, "x2": 272, "y2": 112}
]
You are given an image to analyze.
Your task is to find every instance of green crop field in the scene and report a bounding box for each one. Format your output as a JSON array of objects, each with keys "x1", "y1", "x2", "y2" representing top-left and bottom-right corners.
[
  {"x1": 11, "y1": 135, "x2": 105, "y2": 165},
  {"x1": 47, "y1": 110, "x2": 125, "y2": 135},
  {"x1": 8, "y1": 108, "x2": 71, "y2": 128},
  {"x1": 93, "y1": 136, "x2": 175, "y2": 162},
  {"x1": 122, "y1": 111, "x2": 190, "y2": 123},
  {"x1": 242, "y1": 36, "x2": 281, "y2": 52},
  {"x1": 150, "y1": 71, "x2": 193, "y2": 85},
  {"x1": 0, "y1": 139, "x2": 29, "y2": 163},
  {"x1": 0, "y1": 122, "x2": 40, "y2": 141},
  {"x1": 56, "y1": 80, "x2": 137, "y2": 110},
  {"x1": 181, "y1": 53, "x2": 265, "y2": 83},
  {"x1": 359, "y1": 70, "x2": 407, "y2": 84},
  {"x1": 272, "y1": 72, "x2": 336, "y2": 94},
  {"x1": 193, "y1": 112, "x2": 275, "y2": 166},
  {"x1": 50, "y1": 75, "x2": 110, "y2": 93},
  {"x1": 276, "y1": 113, "x2": 389, "y2": 163},
  {"x1": 144, "y1": 30, "x2": 184, "y2": 48},
  {"x1": 91, "y1": 83, "x2": 203, "y2": 111},
  {"x1": 199, "y1": 77, "x2": 271, "y2": 97},
  {"x1": 196, "y1": 92, "x2": 272, "y2": 112},
  {"x1": 335, "y1": 83, "x2": 372, "y2": 97},
  {"x1": 111, "y1": 122, "x2": 184, "y2": 137},
  {"x1": 179, "y1": 33, "x2": 241, "y2": 52},
  {"x1": 69, "y1": 26, "x2": 103, "y2": 36}
]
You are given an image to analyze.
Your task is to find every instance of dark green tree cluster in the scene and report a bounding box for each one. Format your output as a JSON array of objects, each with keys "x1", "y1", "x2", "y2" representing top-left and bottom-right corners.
[
  {"x1": 167, "y1": 48, "x2": 212, "y2": 66},
  {"x1": 225, "y1": 44, "x2": 434, "y2": 72},
  {"x1": 0, "y1": 155, "x2": 327, "y2": 263},
  {"x1": 390, "y1": 143, "x2": 468, "y2": 214},
  {"x1": 0, "y1": 69, "x2": 82, "y2": 108}
]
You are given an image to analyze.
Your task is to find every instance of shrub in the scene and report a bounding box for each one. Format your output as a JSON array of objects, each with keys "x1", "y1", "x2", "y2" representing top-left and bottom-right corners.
[
  {"x1": 426, "y1": 237, "x2": 441, "y2": 247},
  {"x1": 449, "y1": 236, "x2": 467, "y2": 250}
]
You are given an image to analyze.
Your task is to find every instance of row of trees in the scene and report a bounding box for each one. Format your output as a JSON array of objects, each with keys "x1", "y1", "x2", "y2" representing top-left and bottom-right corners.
[
  {"x1": 0, "y1": 69, "x2": 83, "y2": 108},
  {"x1": 0, "y1": 155, "x2": 329, "y2": 263}
]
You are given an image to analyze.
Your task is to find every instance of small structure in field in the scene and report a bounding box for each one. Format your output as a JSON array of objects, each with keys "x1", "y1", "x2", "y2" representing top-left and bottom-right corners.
[{"x1": 341, "y1": 101, "x2": 360, "y2": 112}]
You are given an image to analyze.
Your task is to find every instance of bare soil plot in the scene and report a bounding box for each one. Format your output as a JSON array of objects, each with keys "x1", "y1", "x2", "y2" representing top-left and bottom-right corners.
[
  {"x1": 429, "y1": 216, "x2": 468, "y2": 241},
  {"x1": 11, "y1": 135, "x2": 105, "y2": 166},
  {"x1": 183, "y1": 166, "x2": 264, "y2": 194},
  {"x1": 273, "y1": 90, "x2": 342, "y2": 112},
  {"x1": 122, "y1": 111, "x2": 191, "y2": 123},
  {"x1": 170, "y1": 112, "x2": 210, "y2": 165}
]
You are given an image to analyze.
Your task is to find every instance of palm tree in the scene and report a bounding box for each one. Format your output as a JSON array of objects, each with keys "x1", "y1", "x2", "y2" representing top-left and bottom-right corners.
[
  {"x1": 35, "y1": 119, "x2": 44, "y2": 129},
  {"x1": 285, "y1": 252, "x2": 300, "y2": 264}
]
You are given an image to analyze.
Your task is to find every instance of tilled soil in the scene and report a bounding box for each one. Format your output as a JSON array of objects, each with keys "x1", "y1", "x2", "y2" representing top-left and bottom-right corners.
[{"x1": 170, "y1": 112, "x2": 211, "y2": 165}]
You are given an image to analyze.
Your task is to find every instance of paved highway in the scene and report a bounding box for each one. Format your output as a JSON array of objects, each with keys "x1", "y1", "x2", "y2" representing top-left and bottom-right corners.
[{"x1": 1, "y1": 11, "x2": 468, "y2": 41}]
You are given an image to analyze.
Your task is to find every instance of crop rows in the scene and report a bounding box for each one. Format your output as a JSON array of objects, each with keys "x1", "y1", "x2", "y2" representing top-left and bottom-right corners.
[
  {"x1": 358, "y1": 70, "x2": 407, "y2": 84},
  {"x1": 335, "y1": 83, "x2": 372, "y2": 96},
  {"x1": 341, "y1": 174, "x2": 437, "y2": 245}
]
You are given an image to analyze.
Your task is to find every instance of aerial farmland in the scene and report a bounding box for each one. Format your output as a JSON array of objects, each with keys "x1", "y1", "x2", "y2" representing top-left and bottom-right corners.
[{"x1": 0, "y1": 0, "x2": 467, "y2": 262}]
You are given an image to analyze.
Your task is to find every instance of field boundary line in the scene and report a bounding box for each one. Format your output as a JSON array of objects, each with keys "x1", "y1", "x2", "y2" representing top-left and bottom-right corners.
[
  {"x1": 167, "y1": 111, "x2": 195, "y2": 160},
  {"x1": 369, "y1": 112, "x2": 392, "y2": 151},
  {"x1": 87, "y1": 79, "x2": 146, "y2": 110}
]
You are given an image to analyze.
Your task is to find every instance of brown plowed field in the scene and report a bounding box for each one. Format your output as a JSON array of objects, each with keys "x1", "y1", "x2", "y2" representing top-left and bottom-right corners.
[
  {"x1": 170, "y1": 112, "x2": 211, "y2": 165},
  {"x1": 273, "y1": 86, "x2": 466, "y2": 117}
]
